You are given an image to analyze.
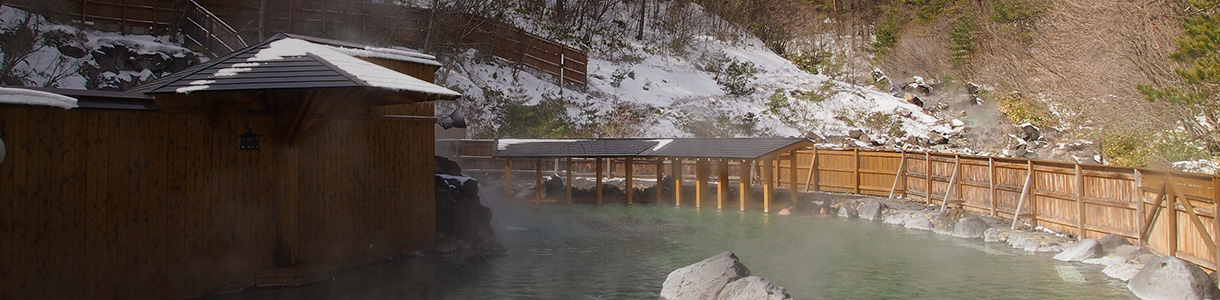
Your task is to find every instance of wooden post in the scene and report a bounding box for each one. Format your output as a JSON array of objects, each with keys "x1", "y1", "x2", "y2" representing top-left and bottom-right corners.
[
  {"x1": 1213, "y1": 175, "x2": 1220, "y2": 273},
  {"x1": 1168, "y1": 174, "x2": 1217, "y2": 259},
  {"x1": 763, "y1": 158, "x2": 774, "y2": 213},
  {"x1": 595, "y1": 158, "x2": 603, "y2": 205},
  {"x1": 1029, "y1": 161, "x2": 1039, "y2": 228},
  {"x1": 535, "y1": 159, "x2": 543, "y2": 205},
  {"x1": 1135, "y1": 169, "x2": 1145, "y2": 246},
  {"x1": 566, "y1": 158, "x2": 573, "y2": 204},
  {"x1": 505, "y1": 159, "x2": 513, "y2": 196},
  {"x1": 712, "y1": 159, "x2": 722, "y2": 208},
  {"x1": 940, "y1": 155, "x2": 961, "y2": 212},
  {"x1": 925, "y1": 152, "x2": 933, "y2": 204},
  {"x1": 673, "y1": 158, "x2": 683, "y2": 207},
  {"x1": 1075, "y1": 164, "x2": 1085, "y2": 239},
  {"x1": 889, "y1": 150, "x2": 907, "y2": 199},
  {"x1": 854, "y1": 149, "x2": 861, "y2": 194},
  {"x1": 656, "y1": 158, "x2": 665, "y2": 204},
  {"x1": 740, "y1": 159, "x2": 750, "y2": 211},
  {"x1": 1168, "y1": 174, "x2": 1179, "y2": 256},
  {"x1": 789, "y1": 149, "x2": 799, "y2": 205},
  {"x1": 989, "y1": 157, "x2": 997, "y2": 216},
  {"x1": 626, "y1": 157, "x2": 635, "y2": 204},
  {"x1": 696, "y1": 159, "x2": 709, "y2": 208}
]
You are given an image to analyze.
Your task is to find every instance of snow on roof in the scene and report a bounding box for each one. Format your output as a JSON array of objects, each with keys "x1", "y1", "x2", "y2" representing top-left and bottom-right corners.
[
  {"x1": 496, "y1": 138, "x2": 585, "y2": 150},
  {"x1": 0, "y1": 87, "x2": 78, "y2": 109},
  {"x1": 328, "y1": 46, "x2": 441, "y2": 67},
  {"x1": 649, "y1": 139, "x2": 674, "y2": 151},
  {"x1": 177, "y1": 38, "x2": 460, "y2": 97}
]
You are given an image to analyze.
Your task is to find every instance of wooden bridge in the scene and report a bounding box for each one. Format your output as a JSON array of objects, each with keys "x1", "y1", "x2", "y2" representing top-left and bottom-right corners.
[{"x1": 440, "y1": 138, "x2": 1220, "y2": 272}]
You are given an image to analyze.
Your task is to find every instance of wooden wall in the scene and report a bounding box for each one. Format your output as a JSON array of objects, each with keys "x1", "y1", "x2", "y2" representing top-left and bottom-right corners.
[{"x1": 0, "y1": 105, "x2": 435, "y2": 299}]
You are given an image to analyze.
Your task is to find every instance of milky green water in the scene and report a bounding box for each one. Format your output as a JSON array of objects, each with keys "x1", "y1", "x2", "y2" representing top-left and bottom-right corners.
[{"x1": 210, "y1": 199, "x2": 1135, "y2": 300}]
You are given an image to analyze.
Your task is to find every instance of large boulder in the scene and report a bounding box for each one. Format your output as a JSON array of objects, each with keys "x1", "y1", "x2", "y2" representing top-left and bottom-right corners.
[
  {"x1": 859, "y1": 201, "x2": 886, "y2": 221},
  {"x1": 952, "y1": 216, "x2": 990, "y2": 238},
  {"x1": 1128, "y1": 257, "x2": 1220, "y2": 300},
  {"x1": 1098, "y1": 233, "x2": 1132, "y2": 254},
  {"x1": 661, "y1": 252, "x2": 752, "y2": 300},
  {"x1": 904, "y1": 217, "x2": 935, "y2": 231},
  {"x1": 716, "y1": 276, "x2": 792, "y2": 300},
  {"x1": 1054, "y1": 239, "x2": 1103, "y2": 262},
  {"x1": 836, "y1": 203, "x2": 859, "y2": 219}
]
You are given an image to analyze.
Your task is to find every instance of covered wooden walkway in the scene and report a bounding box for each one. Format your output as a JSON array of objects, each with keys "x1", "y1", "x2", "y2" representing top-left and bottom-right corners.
[{"x1": 492, "y1": 138, "x2": 816, "y2": 213}]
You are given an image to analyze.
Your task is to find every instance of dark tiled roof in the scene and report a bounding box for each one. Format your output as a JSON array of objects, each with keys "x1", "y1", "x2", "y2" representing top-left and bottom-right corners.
[
  {"x1": 127, "y1": 33, "x2": 458, "y2": 101},
  {"x1": 493, "y1": 138, "x2": 813, "y2": 159}
]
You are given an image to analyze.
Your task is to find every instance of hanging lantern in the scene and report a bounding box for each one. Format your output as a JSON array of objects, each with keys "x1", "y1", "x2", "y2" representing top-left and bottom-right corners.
[{"x1": 239, "y1": 127, "x2": 260, "y2": 151}]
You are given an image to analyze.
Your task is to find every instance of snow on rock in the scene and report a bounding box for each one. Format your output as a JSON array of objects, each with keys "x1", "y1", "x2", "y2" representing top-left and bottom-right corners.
[{"x1": 0, "y1": 87, "x2": 77, "y2": 109}]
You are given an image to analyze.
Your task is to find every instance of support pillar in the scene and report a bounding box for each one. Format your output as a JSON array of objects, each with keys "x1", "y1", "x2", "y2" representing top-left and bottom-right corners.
[
  {"x1": 718, "y1": 159, "x2": 729, "y2": 210},
  {"x1": 763, "y1": 158, "x2": 774, "y2": 213},
  {"x1": 535, "y1": 159, "x2": 543, "y2": 205},
  {"x1": 696, "y1": 159, "x2": 709, "y2": 208},
  {"x1": 656, "y1": 159, "x2": 665, "y2": 204},
  {"x1": 505, "y1": 159, "x2": 513, "y2": 196},
  {"x1": 596, "y1": 158, "x2": 604, "y2": 205},
  {"x1": 740, "y1": 160, "x2": 750, "y2": 211},
  {"x1": 673, "y1": 158, "x2": 683, "y2": 206},
  {"x1": 789, "y1": 149, "x2": 799, "y2": 206},
  {"x1": 626, "y1": 157, "x2": 635, "y2": 204},
  {"x1": 566, "y1": 158, "x2": 573, "y2": 204}
]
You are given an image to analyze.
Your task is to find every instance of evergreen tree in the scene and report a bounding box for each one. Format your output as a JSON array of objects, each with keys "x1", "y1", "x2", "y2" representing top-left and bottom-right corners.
[{"x1": 1138, "y1": 0, "x2": 1220, "y2": 154}]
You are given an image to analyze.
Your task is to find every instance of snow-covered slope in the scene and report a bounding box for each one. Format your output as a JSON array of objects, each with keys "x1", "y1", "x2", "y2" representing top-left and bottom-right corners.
[{"x1": 440, "y1": 2, "x2": 958, "y2": 144}]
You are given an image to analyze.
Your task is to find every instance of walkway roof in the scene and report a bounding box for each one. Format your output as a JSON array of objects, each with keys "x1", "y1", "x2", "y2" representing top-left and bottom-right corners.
[{"x1": 492, "y1": 138, "x2": 815, "y2": 159}]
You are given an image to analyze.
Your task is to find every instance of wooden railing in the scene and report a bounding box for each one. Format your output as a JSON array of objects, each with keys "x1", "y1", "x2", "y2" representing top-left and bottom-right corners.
[
  {"x1": 181, "y1": 0, "x2": 247, "y2": 58},
  {"x1": 7, "y1": 0, "x2": 588, "y2": 86},
  {"x1": 437, "y1": 139, "x2": 1220, "y2": 271}
]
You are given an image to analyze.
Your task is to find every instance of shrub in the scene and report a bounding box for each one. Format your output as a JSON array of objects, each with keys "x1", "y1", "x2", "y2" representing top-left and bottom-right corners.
[
  {"x1": 766, "y1": 89, "x2": 794, "y2": 123},
  {"x1": 490, "y1": 88, "x2": 575, "y2": 138},
  {"x1": 949, "y1": 16, "x2": 977, "y2": 67},
  {"x1": 1102, "y1": 133, "x2": 1207, "y2": 168},
  {"x1": 995, "y1": 92, "x2": 1053, "y2": 127},
  {"x1": 838, "y1": 108, "x2": 906, "y2": 138},
  {"x1": 718, "y1": 59, "x2": 759, "y2": 96},
  {"x1": 872, "y1": 14, "x2": 900, "y2": 55},
  {"x1": 676, "y1": 111, "x2": 760, "y2": 137}
]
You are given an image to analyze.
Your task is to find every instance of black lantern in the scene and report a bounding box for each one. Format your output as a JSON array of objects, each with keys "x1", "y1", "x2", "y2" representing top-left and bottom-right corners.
[{"x1": 239, "y1": 127, "x2": 260, "y2": 151}]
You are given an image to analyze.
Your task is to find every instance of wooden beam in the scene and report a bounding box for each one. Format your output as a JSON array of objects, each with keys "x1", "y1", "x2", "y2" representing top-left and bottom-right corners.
[
  {"x1": 812, "y1": 147, "x2": 820, "y2": 191},
  {"x1": 740, "y1": 159, "x2": 750, "y2": 211},
  {"x1": 1168, "y1": 174, "x2": 1217, "y2": 258},
  {"x1": 804, "y1": 148, "x2": 818, "y2": 191},
  {"x1": 1169, "y1": 174, "x2": 1180, "y2": 256},
  {"x1": 989, "y1": 157, "x2": 997, "y2": 216},
  {"x1": 789, "y1": 149, "x2": 799, "y2": 206},
  {"x1": 889, "y1": 150, "x2": 906, "y2": 199},
  {"x1": 596, "y1": 158, "x2": 603, "y2": 205},
  {"x1": 1030, "y1": 160, "x2": 1039, "y2": 228},
  {"x1": 940, "y1": 155, "x2": 961, "y2": 212},
  {"x1": 1214, "y1": 175, "x2": 1219, "y2": 272},
  {"x1": 1012, "y1": 162, "x2": 1034, "y2": 230},
  {"x1": 656, "y1": 158, "x2": 665, "y2": 204},
  {"x1": 718, "y1": 159, "x2": 729, "y2": 210},
  {"x1": 764, "y1": 158, "x2": 774, "y2": 214},
  {"x1": 566, "y1": 158, "x2": 573, "y2": 204},
  {"x1": 535, "y1": 159, "x2": 543, "y2": 205},
  {"x1": 626, "y1": 157, "x2": 634, "y2": 204},
  {"x1": 1075, "y1": 164, "x2": 1085, "y2": 239},
  {"x1": 673, "y1": 158, "x2": 683, "y2": 207},
  {"x1": 1140, "y1": 182, "x2": 1168, "y2": 242}
]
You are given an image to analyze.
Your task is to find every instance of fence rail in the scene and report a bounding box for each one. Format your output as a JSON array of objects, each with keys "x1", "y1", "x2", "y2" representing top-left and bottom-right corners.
[
  {"x1": 436, "y1": 139, "x2": 1220, "y2": 271},
  {"x1": 182, "y1": 0, "x2": 247, "y2": 58}
]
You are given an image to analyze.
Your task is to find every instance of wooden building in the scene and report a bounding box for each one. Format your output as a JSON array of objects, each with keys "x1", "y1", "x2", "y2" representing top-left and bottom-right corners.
[{"x1": 0, "y1": 33, "x2": 459, "y2": 299}]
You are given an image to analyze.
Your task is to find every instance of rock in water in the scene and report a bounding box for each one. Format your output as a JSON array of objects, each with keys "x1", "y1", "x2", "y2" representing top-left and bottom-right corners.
[
  {"x1": 859, "y1": 201, "x2": 886, "y2": 221},
  {"x1": 716, "y1": 276, "x2": 792, "y2": 300},
  {"x1": 952, "y1": 216, "x2": 990, "y2": 238},
  {"x1": 1054, "y1": 239, "x2": 1103, "y2": 262},
  {"x1": 1128, "y1": 257, "x2": 1219, "y2": 300},
  {"x1": 836, "y1": 203, "x2": 858, "y2": 219},
  {"x1": 661, "y1": 251, "x2": 752, "y2": 300}
]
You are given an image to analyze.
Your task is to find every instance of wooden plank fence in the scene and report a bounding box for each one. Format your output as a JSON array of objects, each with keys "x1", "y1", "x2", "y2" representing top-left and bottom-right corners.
[{"x1": 438, "y1": 139, "x2": 1220, "y2": 271}]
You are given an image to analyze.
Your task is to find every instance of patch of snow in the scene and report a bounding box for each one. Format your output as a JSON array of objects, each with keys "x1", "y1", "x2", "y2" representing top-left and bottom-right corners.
[
  {"x1": 438, "y1": 173, "x2": 475, "y2": 185},
  {"x1": 650, "y1": 139, "x2": 674, "y2": 151},
  {"x1": 496, "y1": 138, "x2": 584, "y2": 150},
  {"x1": 0, "y1": 87, "x2": 77, "y2": 109},
  {"x1": 1173, "y1": 159, "x2": 1220, "y2": 175}
]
